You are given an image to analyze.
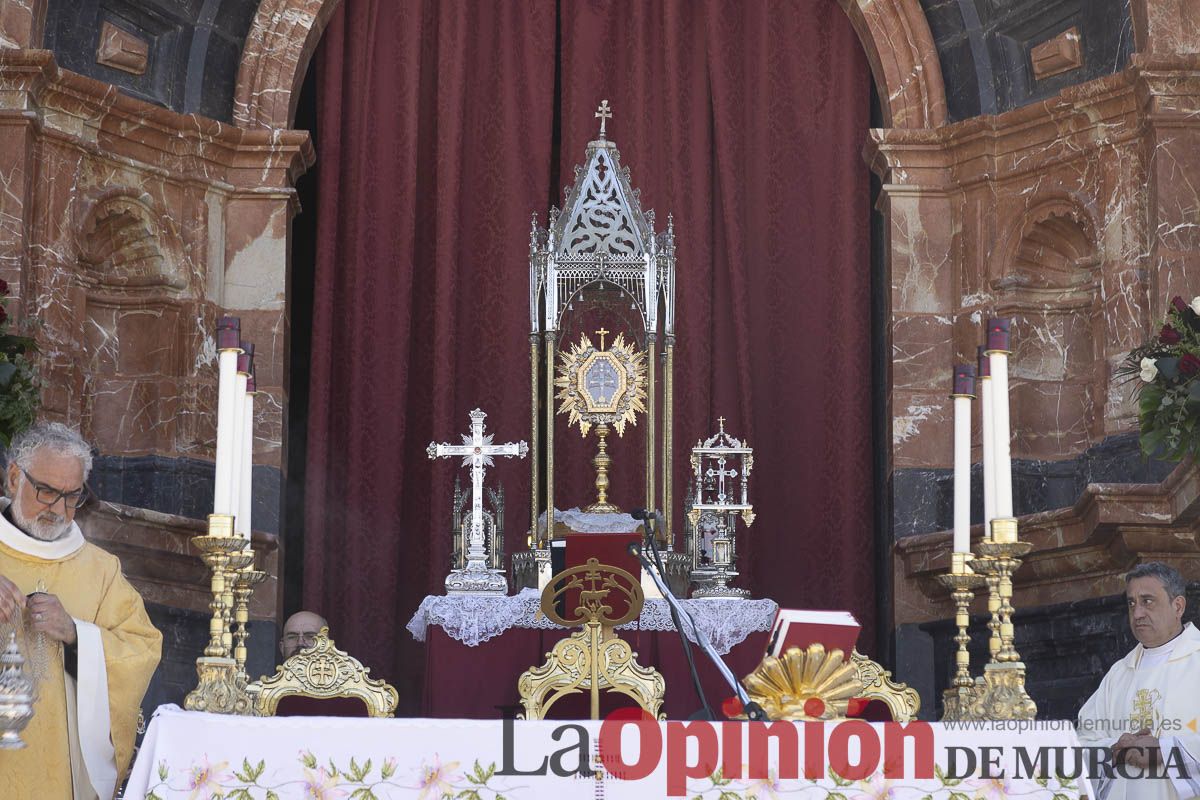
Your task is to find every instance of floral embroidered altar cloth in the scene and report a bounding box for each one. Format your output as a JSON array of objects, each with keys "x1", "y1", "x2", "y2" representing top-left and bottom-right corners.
[{"x1": 127, "y1": 705, "x2": 1092, "y2": 799}]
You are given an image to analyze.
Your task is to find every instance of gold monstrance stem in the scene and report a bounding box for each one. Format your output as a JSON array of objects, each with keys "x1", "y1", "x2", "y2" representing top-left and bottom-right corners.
[{"x1": 585, "y1": 423, "x2": 620, "y2": 513}]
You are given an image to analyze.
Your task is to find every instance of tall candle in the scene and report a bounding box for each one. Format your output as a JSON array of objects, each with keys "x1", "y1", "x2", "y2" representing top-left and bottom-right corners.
[
  {"x1": 978, "y1": 346, "x2": 996, "y2": 537},
  {"x1": 230, "y1": 344, "x2": 252, "y2": 534},
  {"x1": 987, "y1": 318, "x2": 1014, "y2": 519},
  {"x1": 239, "y1": 366, "x2": 256, "y2": 541},
  {"x1": 952, "y1": 364, "x2": 977, "y2": 555},
  {"x1": 213, "y1": 317, "x2": 241, "y2": 518}
]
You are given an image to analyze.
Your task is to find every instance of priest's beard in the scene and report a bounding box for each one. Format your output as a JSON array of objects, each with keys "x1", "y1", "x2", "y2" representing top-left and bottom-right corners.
[{"x1": 10, "y1": 497, "x2": 71, "y2": 541}]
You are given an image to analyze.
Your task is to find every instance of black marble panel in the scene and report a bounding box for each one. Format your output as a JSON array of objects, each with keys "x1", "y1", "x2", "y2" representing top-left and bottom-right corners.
[
  {"x1": 44, "y1": 0, "x2": 260, "y2": 122},
  {"x1": 908, "y1": 584, "x2": 1200, "y2": 721},
  {"x1": 920, "y1": 0, "x2": 1134, "y2": 122},
  {"x1": 893, "y1": 433, "x2": 1177, "y2": 539},
  {"x1": 90, "y1": 454, "x2": 281, "y2": 535}
]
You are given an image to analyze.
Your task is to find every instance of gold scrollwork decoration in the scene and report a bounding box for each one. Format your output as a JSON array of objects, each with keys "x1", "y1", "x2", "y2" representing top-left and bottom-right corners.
[
  {"x1": 520, "y1": 559, "x2": 665, "y2": 720},
  {"x1": 247, "y1": 628, "x2": 398, "y2": 718},
  {"x1": 742, "y1": 644, "x2": 863, "y2": 722},
  {"x1": 850, "y1": 649, "x2": 921, "y2": 722}
]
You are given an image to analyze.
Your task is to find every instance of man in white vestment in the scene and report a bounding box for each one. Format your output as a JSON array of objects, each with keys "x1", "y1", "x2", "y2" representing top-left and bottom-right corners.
[
  {"x1": 1077, "y1": 562, "x2": 1200, "y2": 799},
  {"x1": 0, "y1": 422, "x2": 161, "y2": 799}
]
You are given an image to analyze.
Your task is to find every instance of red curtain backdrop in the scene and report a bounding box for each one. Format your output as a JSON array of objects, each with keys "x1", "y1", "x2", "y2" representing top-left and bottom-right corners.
[{"x1": 306, "y1": 0, "x2": 873, "y2": 712}]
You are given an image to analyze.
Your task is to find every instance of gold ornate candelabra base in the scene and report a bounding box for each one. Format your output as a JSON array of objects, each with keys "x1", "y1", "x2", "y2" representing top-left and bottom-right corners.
[
  {"x1": 966, "y1": 661, "x2": 1037, "y2": 720},
  {"x1": 185, "y1": 657, "x2": 252, "y2": 714},
  {"x1": 937, "y1": 555, "x2": 984, "y2": 722}
]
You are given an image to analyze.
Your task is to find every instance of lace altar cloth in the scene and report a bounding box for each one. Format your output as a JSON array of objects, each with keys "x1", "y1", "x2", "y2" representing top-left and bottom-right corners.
[
  {"x1": 406, "y1": 588, "x2": 778, "y2": 655},
  {"x1": 537, "y1": 507, "x2": 642, "y2": 534}
]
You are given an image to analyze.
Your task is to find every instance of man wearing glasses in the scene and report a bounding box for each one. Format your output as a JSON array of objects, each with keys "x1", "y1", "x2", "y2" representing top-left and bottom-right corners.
[{"x1": 0, "y1": 422, "x2": 161, "y2": 800}]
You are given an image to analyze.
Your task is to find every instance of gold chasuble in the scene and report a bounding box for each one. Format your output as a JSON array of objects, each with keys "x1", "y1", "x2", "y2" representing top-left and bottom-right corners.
[
  {"x1": 0, "y1": 503, "x2": 161, "y2": 800},
  {"x1": 1077, "y1": 622, "x2": 1200, "y2": 800}
]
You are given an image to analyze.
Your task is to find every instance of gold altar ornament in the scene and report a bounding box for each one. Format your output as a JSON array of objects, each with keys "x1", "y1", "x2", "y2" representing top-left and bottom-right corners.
[
  {"x1": 518, "y1": 558, "x2": 665, "y2": 720},
  {"x1": 555, "y1": 330, "x2": 647, "y2": 513},
  {"x1": 248, "y1": 628, "x2": 398, "y2": 718},
  {"x1": 742, "y1": 644, "x2": 863, "y2": 722}
]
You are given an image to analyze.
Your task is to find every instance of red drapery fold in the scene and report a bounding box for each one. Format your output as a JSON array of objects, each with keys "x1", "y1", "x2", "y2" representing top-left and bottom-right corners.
[{"x1": 306, "y1": 0, "x2": 873, "y2": 712}]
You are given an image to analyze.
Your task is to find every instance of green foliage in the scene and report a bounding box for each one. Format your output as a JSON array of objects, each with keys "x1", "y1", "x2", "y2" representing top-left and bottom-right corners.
[
  {"x1": 0, "y1": 309, "x2": 38, "y2": 447},
  {"x1": 1119, "y1": 296, "x2": 1200, "y2": 463}
]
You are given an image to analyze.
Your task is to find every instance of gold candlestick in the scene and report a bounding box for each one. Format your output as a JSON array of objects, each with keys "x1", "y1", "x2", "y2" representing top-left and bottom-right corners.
[
  {"x1": 233, "y1": 564, "x2": 268, "y2": 683},
  {"x1": 965, "y1": 519, "x2": 1036, "y2": 720},
  {"x1": 184, "y1": 515, "x2": 253, "y2": 715},
  {"x1": 937, "y1": 552, "x2": 984, "y2": 721}
]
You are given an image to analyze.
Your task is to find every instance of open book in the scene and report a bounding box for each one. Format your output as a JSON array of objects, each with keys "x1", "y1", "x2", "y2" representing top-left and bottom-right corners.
[{"x1": 765, "y1": 608, "x2": 860, "y2": 660}]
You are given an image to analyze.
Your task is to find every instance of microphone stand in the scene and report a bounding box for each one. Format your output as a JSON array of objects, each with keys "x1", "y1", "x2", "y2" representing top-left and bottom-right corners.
[{"x1": 633, "y1": 511, "x2": 767, "y2": 722}]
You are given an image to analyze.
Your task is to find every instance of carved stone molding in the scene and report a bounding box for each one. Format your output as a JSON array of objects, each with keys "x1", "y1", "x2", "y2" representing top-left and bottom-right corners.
[
  {"x1": 78, "y1": 500, "x2": 280, "y2": 621},
  {"x1": 894, "y1": 460, "x2": 1200, "y2": 626},
  {"x1": 233, "y1": 0, "x2": 342, "y2": 130},
  {"x1": 837, "y1": 0, "x2": 947, "y2": 129}
]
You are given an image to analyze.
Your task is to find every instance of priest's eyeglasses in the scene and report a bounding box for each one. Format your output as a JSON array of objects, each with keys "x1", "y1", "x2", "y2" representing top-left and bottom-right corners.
[{"x1": 20, "y1": 468, "x2": 89, "y2": 509}]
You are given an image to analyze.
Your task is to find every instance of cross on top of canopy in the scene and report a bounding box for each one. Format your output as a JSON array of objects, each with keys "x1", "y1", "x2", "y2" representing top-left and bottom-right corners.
[{"x1": 529, "y1": 101, "x2": 676, "y2": 337}]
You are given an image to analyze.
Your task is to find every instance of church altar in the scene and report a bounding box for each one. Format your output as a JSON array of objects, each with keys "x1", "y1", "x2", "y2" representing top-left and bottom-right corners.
[
  {"x1": 127, "y1": 705, "x2": 1093, "y2": 799},
  {"x1": 408, "y1": 590, "x2": 775, "y2": 719}
]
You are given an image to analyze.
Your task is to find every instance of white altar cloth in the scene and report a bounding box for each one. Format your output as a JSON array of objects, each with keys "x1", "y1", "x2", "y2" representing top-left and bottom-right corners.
[
  {"x1": 406, "y1": 587, "x2": 778, "y2": 653},
  {"x1": 127, "y1": 705, "x2": 1093, "y2": 799}
]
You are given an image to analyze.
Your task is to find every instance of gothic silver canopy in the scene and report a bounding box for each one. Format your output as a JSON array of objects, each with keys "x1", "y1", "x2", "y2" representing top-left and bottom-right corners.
[{"x1": 528, "y1": 100, "x2": 676, "y2": 336}]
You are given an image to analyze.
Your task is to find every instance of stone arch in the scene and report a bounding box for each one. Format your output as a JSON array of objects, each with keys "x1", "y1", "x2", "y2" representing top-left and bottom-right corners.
[
  {"x1": 836, "y1": 0, "x2": 947, "y2": 129},
  {"x1": 233, "y1": 0, "x2": 343, "y2": 130},
  {"x1": 236, "y1": 0, "x2": 944, "y2": 131}
]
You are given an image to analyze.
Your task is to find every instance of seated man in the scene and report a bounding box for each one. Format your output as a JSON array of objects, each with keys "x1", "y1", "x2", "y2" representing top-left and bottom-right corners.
[
  {"x1": 271, "y1": 610, "x2": 377, "y2": 717},
  {"x1": 279, "y1": 610, "x2": 329, "y2": 660},
  {"x1": 0, "y1": 422, "x2": 162, "y2": 799},
  {"x1": 1077, "y1": 562, "x2": 1200, "y2": 799}
]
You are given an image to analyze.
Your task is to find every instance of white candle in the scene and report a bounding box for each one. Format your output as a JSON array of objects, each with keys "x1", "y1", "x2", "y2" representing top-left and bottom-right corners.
[
  {"x1": 229, "y1": 370, "x2": 248, "y2": 532},
  {"x1": 978, "y1": 346, "x2": 996, "y2": 536},
  {"x1": 952, "y1": 364, "x2": 976, "y2": 555},
  {"x1": 987, "y1": 319, "x2": 1014, "y2": 519},
  {"x1": 239, "y1": 389, "x2": 255, "y2": 540},
  {"x1": 213, "y1": 318, "x2": 241, "y2": 518}
]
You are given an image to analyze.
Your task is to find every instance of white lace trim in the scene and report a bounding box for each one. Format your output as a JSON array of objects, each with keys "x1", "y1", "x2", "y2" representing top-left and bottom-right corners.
[{"x1": 406, "y1": 588, "x2": 777, "y2": 655}]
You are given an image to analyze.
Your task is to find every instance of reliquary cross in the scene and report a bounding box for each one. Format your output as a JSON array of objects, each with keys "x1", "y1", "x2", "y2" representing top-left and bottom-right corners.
[{"x1": 428, "y1": 409, "x2": 528, "y2": 576}]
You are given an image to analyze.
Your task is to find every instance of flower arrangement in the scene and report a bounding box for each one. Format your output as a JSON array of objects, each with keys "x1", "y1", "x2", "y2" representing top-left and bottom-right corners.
[
  {"x1": 1121, "y1": 295, "x2": 1200, "y2": 462},
  {"x1": 0, "y1": 279, "x2": 39, "y2": 447}
]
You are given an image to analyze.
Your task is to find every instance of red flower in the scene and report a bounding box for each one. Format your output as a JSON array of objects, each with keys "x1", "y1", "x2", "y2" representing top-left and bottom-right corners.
[
  {"x1": 1161, "y1": 325, "x2": 1183, "y2": 345},
  {"x1": 0, "y1": 305, "x2": 7, "y2": 326},
  {"x1": 1173, "y1": 296, "x2": 1189, "y2": 313},
  {"x1": 1182, "y1": 353, "x2": 1200, "y2": 376}
]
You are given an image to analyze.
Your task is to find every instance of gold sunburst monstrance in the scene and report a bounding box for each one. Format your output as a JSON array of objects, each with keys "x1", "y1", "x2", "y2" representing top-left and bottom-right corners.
[{"x1": 554, "y1": 330, "x2": 647, "y2": 512}]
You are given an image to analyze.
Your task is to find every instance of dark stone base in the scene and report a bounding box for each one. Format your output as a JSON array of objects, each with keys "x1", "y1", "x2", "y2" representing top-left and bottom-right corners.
[
  {"x1": 91, "y1": 455, "x2": 280, "y2": 535},
  {"x1": 894, "y1": 433, "x2": 1177, "y2": 538}
]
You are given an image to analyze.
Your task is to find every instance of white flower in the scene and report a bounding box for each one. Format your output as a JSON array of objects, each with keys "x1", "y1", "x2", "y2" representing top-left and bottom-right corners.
[
  {"x1": 1141, "y1": 357, "x2": 1159, "y2": 383},
  {"x1": 1191, "y1": 296, "x2": 1200, "y2": 315}
]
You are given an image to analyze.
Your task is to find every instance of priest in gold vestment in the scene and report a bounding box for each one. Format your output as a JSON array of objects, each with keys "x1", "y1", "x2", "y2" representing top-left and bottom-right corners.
[
  {"x1": 0, "y1": 423, "x2": 161, "y2": 799},
  {"x1": 1077, "y1": 562, "x2": 1200, "y2": 800}
]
